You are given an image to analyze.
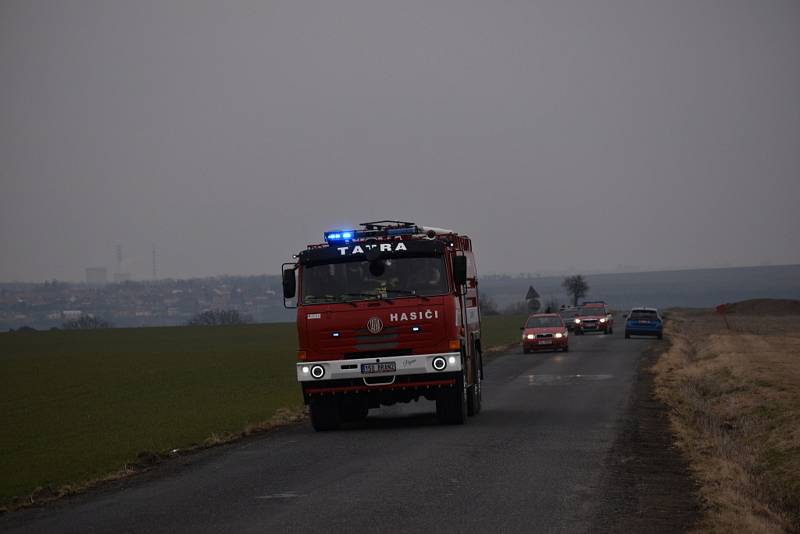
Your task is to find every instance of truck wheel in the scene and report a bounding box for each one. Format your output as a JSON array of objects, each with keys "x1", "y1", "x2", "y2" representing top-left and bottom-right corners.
[
  {"x1": 437, "y1": 370, "x2": 467, "y2": 425},
  {"x1": 340, "y1": 398, "x2": 369, "y2": 423},
  {"x1": 657, "y1": 333, "x2": 663, "y2": 340},
  {"x1": 310, "y1": 396, "x2": 341, "y2": 431},
  {"x1": 467, "y1": 355, "x2": 482, "y2": 416}
]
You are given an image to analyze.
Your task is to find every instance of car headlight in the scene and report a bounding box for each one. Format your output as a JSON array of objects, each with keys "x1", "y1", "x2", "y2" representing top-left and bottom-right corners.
[
  {"x1": 574, "y1": 319, "x2": 581, "y2": 324},
  {"x1": 554, "y1": 332, "x2": 563, "y2": 338},
  {"x1": 526, "y1": 334, "x2": 535, "y2": 340},
  {"x1": 600, "y1": 318, "x2": 606, "y2": 323}
]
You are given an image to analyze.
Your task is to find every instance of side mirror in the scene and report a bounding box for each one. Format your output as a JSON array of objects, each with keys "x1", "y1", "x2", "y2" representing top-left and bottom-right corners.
[
  {"x1": 282, "y1": 268, "x2": 296, "y2": 299},
  {"x1": 452, "y1": 256, "x2": 467, "y2": 287},
  {"x1": 623, "y1": 313, "x2": 628, "y2": 318}
]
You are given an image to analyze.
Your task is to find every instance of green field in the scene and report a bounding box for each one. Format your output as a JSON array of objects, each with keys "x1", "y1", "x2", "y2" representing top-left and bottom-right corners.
[{"x1": 0, "y1": 316, "x2": 526, "y2": 507}]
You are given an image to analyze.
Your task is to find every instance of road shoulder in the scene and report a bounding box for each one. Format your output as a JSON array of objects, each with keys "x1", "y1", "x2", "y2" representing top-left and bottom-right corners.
[{"x1": 591, "y1": 344, "x2": 700, "y2": 533}]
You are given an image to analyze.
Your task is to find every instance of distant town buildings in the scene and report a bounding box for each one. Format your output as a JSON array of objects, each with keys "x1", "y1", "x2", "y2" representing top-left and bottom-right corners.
[{"x1": 0, "y1": 275, "x2": 291, "y2": 330}]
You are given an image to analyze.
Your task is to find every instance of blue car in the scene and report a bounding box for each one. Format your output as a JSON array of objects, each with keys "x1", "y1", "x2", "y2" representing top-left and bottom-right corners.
[{"x1": 624, "y1": 307, "x2": 663, "y2": 339}]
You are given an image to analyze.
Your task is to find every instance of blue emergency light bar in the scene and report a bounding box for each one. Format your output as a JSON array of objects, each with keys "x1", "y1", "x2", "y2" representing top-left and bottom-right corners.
[
  {"x1": 324, "y1": 230, "x2": 355, "y2": 244},
  {"x1": 386, "y1": 227, "x2": 416, "y2": 236},
  {"x1": 324, "y1": 223, "x2": 421, "y2": 245}
]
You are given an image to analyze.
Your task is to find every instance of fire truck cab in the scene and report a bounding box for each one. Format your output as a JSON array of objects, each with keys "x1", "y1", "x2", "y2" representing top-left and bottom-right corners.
[{"x1": 282, "y1": 221, "x2": 483, "y2": 431}]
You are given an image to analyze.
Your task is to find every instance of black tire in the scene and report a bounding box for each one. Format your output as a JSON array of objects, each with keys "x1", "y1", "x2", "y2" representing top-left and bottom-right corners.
[
  {"x1": 467, "y1": 354, "x2": 482, "y2": 416},
  {"x1": 310, "y1": 396, "x2": 341, "y2": 431},
  {"x1": 625, "y1": 331, "x2": 630, "y2": 339},
  {"x1": 657, "y1": 333, "x2": 663, "y2": 340},
  {"x1": 437, "y1": 370, "x2": 468, "y2": 425},
  {"x1": 339, "y1": 398, "x2": 369, "y2": 423},
  {"x1": 608, "y1": 326, "x2": 613, "y2": 334},
  {"x1": 563, "y1": 344, "x2": 569, "y2": 352}
]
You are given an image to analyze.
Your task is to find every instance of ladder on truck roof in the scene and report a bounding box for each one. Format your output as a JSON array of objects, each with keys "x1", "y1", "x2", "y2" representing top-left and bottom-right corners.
[{"x1": 360, "y1": 221, "x2": 457, "y2": 237}]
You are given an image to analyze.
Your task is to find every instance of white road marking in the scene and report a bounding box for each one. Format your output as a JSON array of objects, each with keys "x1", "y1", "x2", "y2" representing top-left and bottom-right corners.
[
  {"x1": 524, "y1": 374, "x2": 614, "y2": 385},
  {"x1": 256, "y1": 492, "x2": 307, "y2": 500}
]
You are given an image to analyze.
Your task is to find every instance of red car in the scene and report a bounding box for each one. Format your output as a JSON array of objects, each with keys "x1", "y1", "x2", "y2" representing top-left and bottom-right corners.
[
  {"x1": 521, "y1": 313, "x2": 569, "y2": 353},
  {"x1": 574, "y1": 304, "x2": 614, "y2": 335}
]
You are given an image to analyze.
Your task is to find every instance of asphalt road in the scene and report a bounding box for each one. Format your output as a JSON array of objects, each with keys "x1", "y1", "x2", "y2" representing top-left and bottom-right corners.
[{"x1": 2, "y1": 323, "x2": 655, "y2": 534}]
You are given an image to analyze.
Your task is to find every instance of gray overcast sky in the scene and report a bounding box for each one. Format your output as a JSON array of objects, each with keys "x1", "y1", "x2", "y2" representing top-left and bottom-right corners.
[{"x1": 1, "y1": 0, "x2": 798, "y2": 281}]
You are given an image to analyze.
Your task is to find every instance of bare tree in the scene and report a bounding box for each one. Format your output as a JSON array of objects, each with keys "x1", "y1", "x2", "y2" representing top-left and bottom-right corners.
[
  {"x1": 562, "y1": 275, "x2": 589, "y2": 306},
  {"x1": 188, "y1": 309, "x2": 251, "y2": 326},
  {"x1": 62, "y1": 315, "x2": 113, "y2": 330}
]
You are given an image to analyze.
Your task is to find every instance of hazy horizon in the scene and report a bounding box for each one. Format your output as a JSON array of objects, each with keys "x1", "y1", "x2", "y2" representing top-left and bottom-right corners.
[
  {"x1": 2, "y1": 260, "x2": 799, "y2": 285},
  {"x1": 2, "y1": 1, "x2": 799, "y2": 282}
]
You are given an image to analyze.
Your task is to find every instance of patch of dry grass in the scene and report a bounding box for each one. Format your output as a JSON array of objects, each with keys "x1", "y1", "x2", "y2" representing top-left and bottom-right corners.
[{"x1": 654, "y1": 312, "x2": 800, "y2": 533}]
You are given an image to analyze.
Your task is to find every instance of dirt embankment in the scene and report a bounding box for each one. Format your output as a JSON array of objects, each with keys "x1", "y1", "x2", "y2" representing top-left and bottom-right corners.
[
  {"x1": 723, "y1": 298, "x2": 800, "y2": 316},
  {"x1": 654, "y1": 304, "x2": 800, "y2": 533}
]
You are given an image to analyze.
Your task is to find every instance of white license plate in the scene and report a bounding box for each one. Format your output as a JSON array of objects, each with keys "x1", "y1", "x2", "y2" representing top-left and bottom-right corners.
[
  {"x1": 361, "y1": 362, "x2": 396, "y2": 374},
  {"x1": 538, "y1": 340, "x2": 552, "y2": 345}
]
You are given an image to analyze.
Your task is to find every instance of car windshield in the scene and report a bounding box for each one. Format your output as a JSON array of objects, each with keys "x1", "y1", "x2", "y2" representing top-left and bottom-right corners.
[
  {"x1": 301, "y1": 256, "x2": 448, "y2": 304},
  {"x1": 525, "y1": 316, "x2": 563, "y2": 328},
  {"x1": 629, "y1": 310, "x2": 658, "y2": 320},
  {"x1": 559, "y1": 310, "x2": 576, "y2": 317},
  {"x1": 579, "y1": 306, "x2": 605, "y2": 316}
]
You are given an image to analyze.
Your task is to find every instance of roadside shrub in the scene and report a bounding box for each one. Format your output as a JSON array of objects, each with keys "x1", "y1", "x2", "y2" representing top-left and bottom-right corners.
[
  {"x1": 188, "y1": 309, "x2": 251, "y2": 326},
  {"x1": 62, "y1": 315, "x2": 112, "y2": 330}
]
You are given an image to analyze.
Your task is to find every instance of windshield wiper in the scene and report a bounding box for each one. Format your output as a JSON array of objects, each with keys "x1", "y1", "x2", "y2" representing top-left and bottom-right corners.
[
  {"x1": 341, "y1": 292, "x2": 394, "y2": 304},
  {"x1": 386, "y1": 289, "x2": 430, "y2": 301},
  {"x1": 304, "y1": 295, "x2": 357, "y2": 307}
]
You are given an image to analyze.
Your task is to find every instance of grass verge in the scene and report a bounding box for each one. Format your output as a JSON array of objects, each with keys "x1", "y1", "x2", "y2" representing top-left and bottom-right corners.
[
  {"x1": 653, "y1": 311, "x2": 800, "y2": 533},
  {"x1": 0, "y1": 315, "x2": 526, "y2": 511}
]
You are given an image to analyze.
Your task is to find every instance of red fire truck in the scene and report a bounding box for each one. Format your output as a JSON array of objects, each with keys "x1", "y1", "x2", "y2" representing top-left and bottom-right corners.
[{"x1": 282, "y1": 221, "x2": 483, "y2": 431}]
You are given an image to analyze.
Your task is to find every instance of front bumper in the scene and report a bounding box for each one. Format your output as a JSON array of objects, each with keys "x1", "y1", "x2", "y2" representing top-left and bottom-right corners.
[
  {"x1": 296, "y1": 351, "x2": 462, "y2": 383},
  {"x1": 576, "y1": 321, "x2": 608, "y2": 331},
  {"x1": 522, "y1": 337, "x2": 568, "y2": 350}
]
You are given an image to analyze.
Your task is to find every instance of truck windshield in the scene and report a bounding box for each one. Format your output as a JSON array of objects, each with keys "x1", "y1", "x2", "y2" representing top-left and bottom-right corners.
[{"x1": 301, "y1": 256, "x2": 448, "y2": 304}]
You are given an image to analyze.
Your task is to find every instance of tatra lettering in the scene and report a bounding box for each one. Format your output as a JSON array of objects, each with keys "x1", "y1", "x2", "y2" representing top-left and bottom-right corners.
[{"x1": 335, "y1": 242, "x2": 410, "y2": 256}]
